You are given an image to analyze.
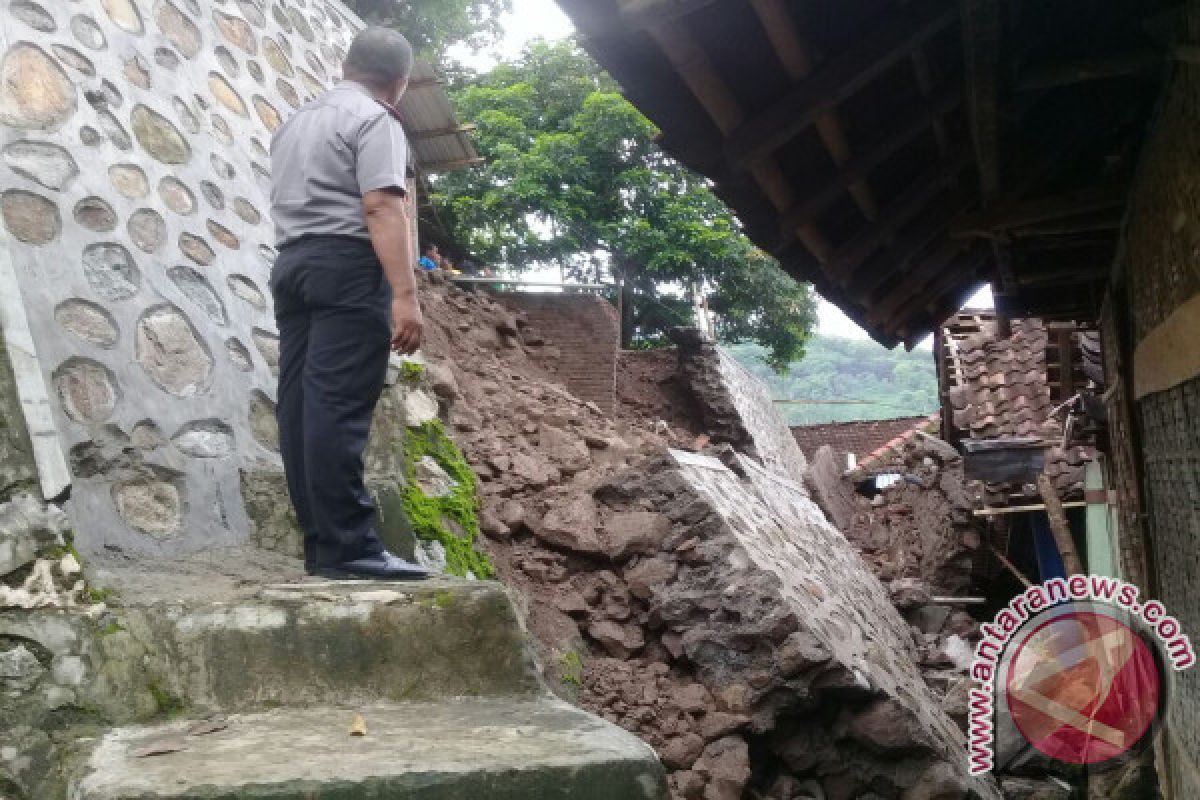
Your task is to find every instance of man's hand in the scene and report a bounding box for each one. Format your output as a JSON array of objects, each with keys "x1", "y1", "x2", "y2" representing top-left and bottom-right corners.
[{"x1": 391, "y1": 294, "x2": 423, "y2": 354}]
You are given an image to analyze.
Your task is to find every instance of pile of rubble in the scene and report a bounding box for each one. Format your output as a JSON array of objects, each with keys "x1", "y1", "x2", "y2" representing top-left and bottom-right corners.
[{"x1": 414, "y1": 273, "x2": 998, "y2": 800}]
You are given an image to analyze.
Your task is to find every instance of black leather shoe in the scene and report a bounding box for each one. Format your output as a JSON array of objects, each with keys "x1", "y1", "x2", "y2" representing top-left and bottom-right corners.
[{"x1": 314, "y1": 550, "x2": 430, "y2": 581}]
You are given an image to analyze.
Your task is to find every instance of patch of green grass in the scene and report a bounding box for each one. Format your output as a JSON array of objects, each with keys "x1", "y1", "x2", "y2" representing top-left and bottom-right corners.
[
  {"x1": 147, "y1": 682, "x2": 185, "y2": 718},
  {"x1": 401, "y1": 420, "x2": 495, "y2": 579}
]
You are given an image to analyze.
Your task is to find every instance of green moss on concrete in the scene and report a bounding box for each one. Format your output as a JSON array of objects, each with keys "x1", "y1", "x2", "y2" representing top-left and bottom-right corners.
[
  {"x1": 401, "y1": 421, "x2": 495, "y2": 579},
  {"x1": 147, "y1": 682, "x2": 185, "y2": 718},
  {"x1": 399, "y1": 360, "x2": 426, "y2": 385},
  {"x1": 559, "y1": 650, "x2": 584, "y2": 689}
]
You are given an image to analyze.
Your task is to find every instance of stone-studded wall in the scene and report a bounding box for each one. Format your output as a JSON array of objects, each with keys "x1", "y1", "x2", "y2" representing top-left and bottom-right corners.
[
  {"x1": 671, "y1": 329, "x2": 808, "y2": 484},
  {"x1": 0, "y1": 0, "x2": 366, "y2": 556},
  {"x1": 1117, "y1": 48, "x2": 1200, "y2": 800},
  {"x1": 496, "y1": 292, "x2": 619, "y2": 412}
]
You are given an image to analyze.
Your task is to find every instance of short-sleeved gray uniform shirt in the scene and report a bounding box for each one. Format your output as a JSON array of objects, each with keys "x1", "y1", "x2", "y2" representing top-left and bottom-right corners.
[{"x1": 270, "y1": 81, "x2": 408, "y2": 247}]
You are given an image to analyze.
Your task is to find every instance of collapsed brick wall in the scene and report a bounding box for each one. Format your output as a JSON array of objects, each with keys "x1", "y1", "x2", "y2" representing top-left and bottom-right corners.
[
  {"x1": 495, "y1": 292, "x2": 619, "y2": 412},
  {"x1": 1114, "y1": 50, "x2": 1200, "y2": 799}
]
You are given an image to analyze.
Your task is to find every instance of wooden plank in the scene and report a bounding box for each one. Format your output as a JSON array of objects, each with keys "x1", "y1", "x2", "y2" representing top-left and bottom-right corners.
[
  {"x1": 974, "y1": 501, "x2": 1088, "y2": 517},
  {"x1": 421, "y1": 156, "x2": 486, "y2": 172},
  {"x1": 1016, "y1": 51, "x2": 1162, "y2": 91},
  {"x1": 724, "y1": 5, "x2": 958, "y2": 166},
  {"x1": 1133, "y1": 291, "x2": 1200, "y2": 399},
  {"x1": 871, "y1": 242, "x2": 974, "y2": 326},
  {"x1": 1039, "y1": 472, "x2": 1085, "y2": 575},
  {"x1": 749, "y1": 0, "x2": 878, "y2": 219},
  {"x1": 776, "y1": 87, "x2": 962, "y2": 245}
]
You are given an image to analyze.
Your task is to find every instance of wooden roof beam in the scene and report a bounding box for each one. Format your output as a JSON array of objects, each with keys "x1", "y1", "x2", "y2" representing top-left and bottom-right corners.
[
  {"x1": 822, "y1": 148, "x2": 972, "y2": 284},
  {"x1": 724, "y1": 5, "x2": 958, "y2": 167},
  {"x1": 911, "y1": 48, "x2": 951, "y2": 157},
  {"x1": 961, "y1": 0, "x2": 1001, "y2": 202},
  {"x1": 884, "y1": 250, "x2": 985, "y2": 334},
  {"x1": 776, "y1": 87, "x2": 963, "y2": 247},
  {"x1": 868, "y1": 238, "x2": 970, "y2": 326},
  {"x1": 645, "y1": 20, "x2": 833, "y2": 259},
  {"x1": 749, "y1": 0, "x2": 877, "y2": 220},
  {"x1": 950, "y1": 184, "x2": 1127, "y2": 237}
]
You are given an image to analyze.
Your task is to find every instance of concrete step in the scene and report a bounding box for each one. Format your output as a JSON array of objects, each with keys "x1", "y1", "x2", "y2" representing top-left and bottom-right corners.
[
  {"x1": 72, "y1": 697, "x2": 667, "y2": 800},
  {"x1": 91, "y1": 579, "x2": 546, "y2": 716}
]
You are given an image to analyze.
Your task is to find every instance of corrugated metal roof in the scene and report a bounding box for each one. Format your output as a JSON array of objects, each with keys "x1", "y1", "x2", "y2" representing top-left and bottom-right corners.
[{"x1": 326, "y1": 1, "x2": 481, "y2": 174}]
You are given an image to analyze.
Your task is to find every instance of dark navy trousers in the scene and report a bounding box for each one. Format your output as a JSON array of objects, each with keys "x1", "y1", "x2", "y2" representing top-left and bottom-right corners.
[{"x1": 269, "y1": 235, "x2": 391, "y2": 568}]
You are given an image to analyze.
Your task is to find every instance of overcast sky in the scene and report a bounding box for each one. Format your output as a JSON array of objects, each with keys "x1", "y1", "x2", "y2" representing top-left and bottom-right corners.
[{"x1": 447, "y1": 0, "x2": 993, "y2": 342}]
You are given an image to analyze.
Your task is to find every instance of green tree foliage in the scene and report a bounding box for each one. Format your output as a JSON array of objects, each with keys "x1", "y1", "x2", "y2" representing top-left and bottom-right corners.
[
  {"x1": 727, "y1": 337, "x2": 939, "y2": 424},
  {"x1": 342, "y1": 0, "x2": 512, "y2": 58},
  {"x1": 430, "y1": 40, "x2": 817, "y2": 369}
]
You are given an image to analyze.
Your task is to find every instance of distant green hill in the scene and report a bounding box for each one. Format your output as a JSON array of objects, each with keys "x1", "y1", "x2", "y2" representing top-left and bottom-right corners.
[{"x1": 724, "y1": 337, "x2": 939, "y2": 425}]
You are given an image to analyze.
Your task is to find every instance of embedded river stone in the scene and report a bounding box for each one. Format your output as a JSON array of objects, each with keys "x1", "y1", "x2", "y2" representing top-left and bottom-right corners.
[
  {"x1": 131, "y1": 103, "x2": 191, "y2": 164},
  {"x1": 128, "y1": 209, "x2": 167, "y2": 253},
  {"x1": 1, "y1": 189, "x2": 60, "y2": 245},
  {"x1": 228, "y1": 275, "x2": 266, "y2": 309},
  {"x1": 172, "y1": 420, "x2": 235, "y2": 458},
  {"x1": 264, "y1": 37, "x2": 293, "y2": 76},
  {"x1": 109, "y1": 163, "x2": 149, "y2": 198},
  {"x1": 102, "y1": 0, "x2": 145, "y2": 34},
  {"x1": 253, "y1": 95, "x2": 282, "y2": 131},
  {"x1": 249, "y1": 390, "x2": 280, "y2": 452},
  {"x1": 211, "y1": 153, "x2": 236, "y2": 179},
  {"x1": 233, "y1": 196, "x2": 261, "y2": 225},
  {"x1": 82, "y1": 243, "x2": 141, "y2": 300},
  {"x1": 154, "y1": 0, "x2": 202, "y2": 58},
  {"x1": 74, "y1": 196, "x2": 118, "y2": 232},
  {"x1": 54, "y1": 358, "x2": 119, "y2": 424},
  {"x1": 113, "y1": 474, "x2": 183, "y2": 538},
  {"x1": 208, "y1": 219, "x2": 240, "y2": 249},
  {"x1": 180, "y1": 232, "x2": 216, "y2": 265},
  {"x1": 215, "y1": 10, "x2": 258, "y2": 54},
  {"x1": 209, "y1": 71, "x2": 248, "y2": 116},
  {"x1": 200, "y1": 181, "x2": 225, "y2": 209},
  {"x1": 0, "y1": 43, "x2": 78, "y2": 130},
  {"x1": 277, "y1": 79, "x2": 300, "y2": 109},
  {"x1": 55, "y1": 299, "x2": 120, "y2": 348},
  {"x1": 11, "y1": 1, "x2": 55, "y2": 33},
  {"x1": 252, "y1": 328, "x2": 280, "y2": 373},
  {"x1": 168, "y1": 265, "x2": 228, "y2": 325},
  {"x1": 70, "y1": 14, "x2": 108, "y2": 50},
  {"x1": 236, "y1": 0, "x2": 266, "y2": 27},
  {"x1": 159, "y1": 176, "x2": 196, "y2": 214},
  {"x1": 124, "y1": 54, "x2": 151, "y2": 87},
  {"x1": 172, "y1": 96, "x2": 200, "y2": 132},
  {"x1": 135, "y1": 305, "x2": 214, "y2": 396},
  {"x1": 212, "y1": 114, "x2": 234, "y2": 145},
  {"x1": 226, "y1": 338, "x2": 253, "y2": 371},
  {"x1": 3, "y1": 140, "x2": 78, "y2": 190},
  {"x1": 51, "y1": 44, "x2": 95, "y2": 76},
  {"x1": 97, "y1": 109, "x2": 133, "y2": 149}
]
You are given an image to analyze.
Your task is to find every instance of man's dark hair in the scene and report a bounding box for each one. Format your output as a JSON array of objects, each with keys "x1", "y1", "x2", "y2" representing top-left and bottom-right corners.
[{"x1": 344, "y1": 27, "x2": 413, "y2": 87}]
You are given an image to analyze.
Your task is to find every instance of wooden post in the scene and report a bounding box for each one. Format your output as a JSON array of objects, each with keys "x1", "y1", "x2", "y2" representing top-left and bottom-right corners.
[{"x1": 1038, "y1": 472, "x2": 1084, "y2": 575}]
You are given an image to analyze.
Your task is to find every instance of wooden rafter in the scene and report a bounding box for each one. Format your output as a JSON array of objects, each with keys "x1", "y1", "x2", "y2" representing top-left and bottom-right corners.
[
  {"x1": 410, "y1": 123, "x2": 477, "y2": 141},
  {"x1": 749, "y1": 0, "x2": 878, "y2": 220},
  {"x1": 643, "y1": 19, "x2": 833, "y2": 259},
  {"x1": 950, "y1": 184, "x2": 1127, "y2": 237},
  {"x1": 869, "y1": 238, "x2": 969, "y2": 326},
  {"x1": 776, "y1": 87, "x2": 962, "y2": 248},
  {"x1": 723, "y1": 5, "x2": 958, "y2": 167},
  {"x1": 822, "y1": 149, "x2": 971, "y2": 285},
  {"x1": 910, "y1": 48, "x2": 951, "y2": 157}
]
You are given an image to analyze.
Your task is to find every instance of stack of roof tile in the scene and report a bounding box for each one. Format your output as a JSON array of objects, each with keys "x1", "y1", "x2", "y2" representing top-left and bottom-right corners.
[{"x1": 941, "y1": 314, "x2": 1095, "y2": 508}]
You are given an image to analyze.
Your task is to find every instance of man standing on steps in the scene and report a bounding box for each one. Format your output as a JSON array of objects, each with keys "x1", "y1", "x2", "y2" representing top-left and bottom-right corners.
[{"x1": 268, "y1": 27, "x2": 429, "y2": 581}]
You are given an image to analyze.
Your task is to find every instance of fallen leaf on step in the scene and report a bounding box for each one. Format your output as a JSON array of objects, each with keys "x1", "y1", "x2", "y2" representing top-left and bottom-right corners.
[
  {"x1": 349, "y1": 713, "x2": 367, "y2": 737},
  {"x1": 186, "y1": 716, "x2": 229, "y2": 736},
  {"x1": 133, "y1": 736, "x2": 188, "y2": 758}
]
